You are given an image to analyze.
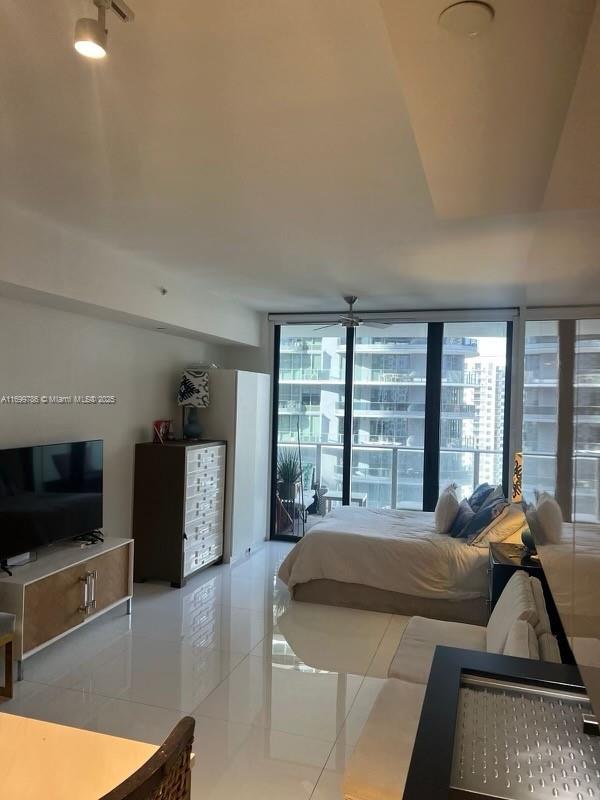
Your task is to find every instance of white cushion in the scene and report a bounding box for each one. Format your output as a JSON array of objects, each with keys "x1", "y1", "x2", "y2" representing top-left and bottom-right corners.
[
  {"x1": 343, "y1": 678, "x2": 427, "y2": 800},
  {"x1": 486, "y1": 571, "x2": 538, "y2": 654},
  {"x1": 535, "y1": 492, "x2": 563, "y2": 544},
  {"x1": 469, "y1": 504, "x2": 527, "y2": 548},
  {"x1": 389, "y1": 616, "x2": 486, "y2": 684},
  {"x1": 539, "y1": 633, "x2": 561, "y2": 663},
  {"x1": 530, "y1": 577, "x2": 551, "y2": 636},
  {"x1": 435, "y1": 485, "x2": 459, "y2": 534},
  {"x1": 503, "y1": 619, "x2": 539, "y2": 660}
]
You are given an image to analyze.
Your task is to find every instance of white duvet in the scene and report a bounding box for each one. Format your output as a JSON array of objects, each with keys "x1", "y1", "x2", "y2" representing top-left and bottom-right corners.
[{"x1": 278, "y1": 506, "x2": 489, "y2": 601}]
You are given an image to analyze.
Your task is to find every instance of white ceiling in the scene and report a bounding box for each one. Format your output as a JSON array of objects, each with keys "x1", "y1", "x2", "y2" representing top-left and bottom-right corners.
[{"x1": 2, "y1": 0, "x2": 599, "y2": 313}]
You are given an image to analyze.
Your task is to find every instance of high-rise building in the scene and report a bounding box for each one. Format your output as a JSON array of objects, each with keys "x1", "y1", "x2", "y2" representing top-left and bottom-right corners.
[{"x1": 277, "y1": 327, "x2": 507, "y2": 511}]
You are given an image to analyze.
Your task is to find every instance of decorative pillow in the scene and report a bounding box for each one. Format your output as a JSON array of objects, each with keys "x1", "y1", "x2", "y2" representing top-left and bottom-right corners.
[
  {"x1": 529, "y1": 577, "x2": 551, "y2": 636},
  {"x1": 539, "y1": 633, "x2": 561, "y2": 663},
  {"x1": 503, "y1": 619, "x2": 539, "y2": 660},
  {"x1": 486, "y1": 571, "x2": 539, "y2": 654},
  {"x1": 469, "y1": 503, "x2": 526, "y2": 548},
  {"x1": 434, "y1": 485, "x2": 460, "y2": 534},
  {"x1": 534, "y1": 492, "x2": 563, "y2": 544},
  {"x1": 449, "y1": 499, "x2": 475, "y2": 538},
  {"x1": 480, "y1": 485, "x2": 505, "y2": 509},
  {"x1": 468, "y1": 483, "x2": 495, "y2": 512},
  {"x1": 459, "y1": 495, "x2": 508, "y2": 541}
]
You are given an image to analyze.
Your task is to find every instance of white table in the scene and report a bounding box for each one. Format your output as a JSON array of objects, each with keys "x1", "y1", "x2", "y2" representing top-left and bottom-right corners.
[{"x1": 0, "y1": 712, "x2": 158, "y2": 799}]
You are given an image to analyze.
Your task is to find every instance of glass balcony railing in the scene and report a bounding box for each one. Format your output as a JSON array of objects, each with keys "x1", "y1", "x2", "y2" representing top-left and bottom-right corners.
[{"x1": 276, "y1": 441, "x2": 505, "y2": 512}]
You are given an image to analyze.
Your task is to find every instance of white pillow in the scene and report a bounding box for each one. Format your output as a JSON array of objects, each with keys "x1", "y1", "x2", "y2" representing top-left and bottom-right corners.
[
  {"x1": 535, "y1": 492, "x2": 563, "y2": 544},
  {"x1": 539, "y1": 633, "x2": 561, "y2": 663},
  {"x1": 529, "y1": 577, "x2": 551, "y2": 636},
  {"x1": 503, "y1": 619, "x2": 539, "y2": 660},
  {"x1": 469, "y1": 504, "x2": 526, "y2": 548},
  {"x1": 486, "y1": 571, "x2": 539, "y2": 654},
  {"x1": 434, "y1": 485, "x2": 459, "y2": 534}
]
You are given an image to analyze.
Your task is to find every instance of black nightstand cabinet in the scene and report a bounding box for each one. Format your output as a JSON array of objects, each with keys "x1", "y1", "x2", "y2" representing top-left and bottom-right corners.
[{"x1": 487, "y1": 541, "x2": 574, "y2": 663}]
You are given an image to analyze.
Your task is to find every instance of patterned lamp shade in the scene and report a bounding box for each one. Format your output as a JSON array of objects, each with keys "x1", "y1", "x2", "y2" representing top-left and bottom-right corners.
[
  {"x1": 512, "y1": 451, "x2": 523, "y2": 503},
  {"x1": 177, "y1": 368, "x2": 210, "y2": 408}
]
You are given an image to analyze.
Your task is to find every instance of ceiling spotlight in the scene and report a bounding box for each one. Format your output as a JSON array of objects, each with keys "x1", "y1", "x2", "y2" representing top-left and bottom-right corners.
[{"x1": 74, "y1": 0, "x2": 135, "y2": 60}]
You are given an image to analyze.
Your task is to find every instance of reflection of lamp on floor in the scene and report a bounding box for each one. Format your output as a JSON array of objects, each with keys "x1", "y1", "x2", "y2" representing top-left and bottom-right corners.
[{"x1": 178, "y1": 368, "x2": 210, "y2": 440}]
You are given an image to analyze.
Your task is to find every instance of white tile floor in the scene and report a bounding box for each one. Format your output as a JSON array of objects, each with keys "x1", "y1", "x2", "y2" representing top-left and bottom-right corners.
[{"x1": 1, "y1": 541, "x2": 409, "y2": 800}]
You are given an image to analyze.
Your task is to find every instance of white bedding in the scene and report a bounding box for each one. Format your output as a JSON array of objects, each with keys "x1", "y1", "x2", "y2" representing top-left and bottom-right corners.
[{"x1": 278, "y1": 506, "x2": 489, "y2": 601}]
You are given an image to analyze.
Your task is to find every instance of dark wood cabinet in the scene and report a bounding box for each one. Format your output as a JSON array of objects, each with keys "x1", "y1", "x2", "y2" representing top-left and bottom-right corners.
[{"x1": 132, "y1": 441, "x2": 226, "y2": 588}]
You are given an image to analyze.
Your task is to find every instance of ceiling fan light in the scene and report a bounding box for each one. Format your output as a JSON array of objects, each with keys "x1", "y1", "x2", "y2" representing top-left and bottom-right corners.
[{"x1": 74, "y1": 17, "x2": 107, "y2": 58}]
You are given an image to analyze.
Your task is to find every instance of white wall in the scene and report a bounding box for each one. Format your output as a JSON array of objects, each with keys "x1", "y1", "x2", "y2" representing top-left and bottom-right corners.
[
  {"x1": 218, "y1": 314, "x2": 273, "y2": 374},
  {"x1": 0, "y1": 201, "x2": 261, "y2": 347},
  {"x1": 0, "y1": 295, "x2": 229, "y2": 539}
]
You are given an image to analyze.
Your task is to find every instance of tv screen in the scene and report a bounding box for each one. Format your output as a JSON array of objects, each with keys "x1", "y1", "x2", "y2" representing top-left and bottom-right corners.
[{"x1": 0, "y1": 440, "x2": 103, "y2": 562}]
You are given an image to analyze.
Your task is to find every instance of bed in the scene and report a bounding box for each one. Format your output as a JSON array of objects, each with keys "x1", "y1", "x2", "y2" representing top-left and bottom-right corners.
[{"x1": 278, "y1": 506, "x2": 491, "y2": 624}]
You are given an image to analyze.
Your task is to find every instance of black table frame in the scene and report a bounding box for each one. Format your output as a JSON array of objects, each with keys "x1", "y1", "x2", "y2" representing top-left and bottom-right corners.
[{"x1": 403, "y1": 646, "x2": 585, "y2": 800}]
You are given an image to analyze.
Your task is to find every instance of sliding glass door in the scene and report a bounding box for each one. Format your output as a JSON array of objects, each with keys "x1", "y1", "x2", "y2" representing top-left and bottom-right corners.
[
  {"x1": 271, "y1": 317, "x2": 513, "y2": 537},
  {"x1": 351, "y1": 323, "x2": 428, "y2": 510},
  {"x1": 273, "y1": 326, "x2": 347, "y2": 536}
]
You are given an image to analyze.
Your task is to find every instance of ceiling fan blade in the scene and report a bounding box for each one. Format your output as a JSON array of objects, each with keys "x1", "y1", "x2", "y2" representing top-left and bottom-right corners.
[
  {"x1": 367, "y1": 322, "x2": 392, "y2": 328},
  {"x1": 314, "y1": 324, "x2": 337, "y2": 331}
]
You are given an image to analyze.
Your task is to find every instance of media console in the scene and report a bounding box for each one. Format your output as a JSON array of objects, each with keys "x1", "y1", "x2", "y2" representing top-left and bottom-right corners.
[{"x1": 0, "y1": 537, "x2": 133, "y2": 680}]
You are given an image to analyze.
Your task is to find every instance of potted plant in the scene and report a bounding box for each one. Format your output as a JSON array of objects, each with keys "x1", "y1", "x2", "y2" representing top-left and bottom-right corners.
[{"x1": 277, "y1": 450, "x2": 301, "y2": 502}]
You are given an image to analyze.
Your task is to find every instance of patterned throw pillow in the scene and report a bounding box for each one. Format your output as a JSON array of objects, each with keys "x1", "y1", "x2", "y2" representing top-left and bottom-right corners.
[
  {"x1": 449, "y1": 499, "x2": 475, "y2": 538},
  {"x1": 468, "y1": 483, "x2": 495, "y2": 512}
]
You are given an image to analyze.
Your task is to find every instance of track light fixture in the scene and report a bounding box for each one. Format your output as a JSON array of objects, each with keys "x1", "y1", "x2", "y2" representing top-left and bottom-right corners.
[{"x1": 74, "y1": 0, "x2": 135, "y2": 60}]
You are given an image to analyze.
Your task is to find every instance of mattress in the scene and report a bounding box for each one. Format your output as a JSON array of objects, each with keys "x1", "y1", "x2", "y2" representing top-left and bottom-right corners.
[{"x1": 278, "y1": 506, "x2": 489, "y2": 602}]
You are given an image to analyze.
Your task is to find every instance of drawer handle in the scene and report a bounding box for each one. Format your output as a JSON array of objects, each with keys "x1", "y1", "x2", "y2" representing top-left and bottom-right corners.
[{"x1": 79, "y1": 570, "x2": 97, "y2": 615}]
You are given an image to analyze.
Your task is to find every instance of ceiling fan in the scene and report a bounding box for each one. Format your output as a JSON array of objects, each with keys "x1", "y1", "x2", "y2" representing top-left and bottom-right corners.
[{"x1": 315, "y1": 296, "x2": 391, "y2": 331}]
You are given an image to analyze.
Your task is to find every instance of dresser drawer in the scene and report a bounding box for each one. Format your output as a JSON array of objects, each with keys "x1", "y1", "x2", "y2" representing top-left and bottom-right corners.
[
  {"x1": 184, "y1": 529, "x2": 222, "y2": 554},
  {"x1": 183, "y1": 544, "x2": 222, "y2": 577},
  {"x1": 185, "y1": 475, "x2": 224, "y2": 501},
  {"x1": 186, "y1": 446, "x2": 226, "y2": 473}
]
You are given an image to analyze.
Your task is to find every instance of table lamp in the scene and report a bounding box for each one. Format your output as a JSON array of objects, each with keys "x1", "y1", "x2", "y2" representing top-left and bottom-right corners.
[{"x1": 177, "y1": 368, "x2": 210, "y2": 439}]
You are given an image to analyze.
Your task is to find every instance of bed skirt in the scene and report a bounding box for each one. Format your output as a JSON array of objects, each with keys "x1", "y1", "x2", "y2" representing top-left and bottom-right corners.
[{"x1": 292, "y1": 579, "x2": 489, "y2": 626}]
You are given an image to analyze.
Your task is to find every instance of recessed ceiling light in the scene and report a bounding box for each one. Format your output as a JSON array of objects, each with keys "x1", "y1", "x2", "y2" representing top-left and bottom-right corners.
[
  {"x1": 74, "y1": 0, "x2": 135, "y2": 60},
  {"x1": 439, "y1": 1, "x2": 494, "y2": 37}
]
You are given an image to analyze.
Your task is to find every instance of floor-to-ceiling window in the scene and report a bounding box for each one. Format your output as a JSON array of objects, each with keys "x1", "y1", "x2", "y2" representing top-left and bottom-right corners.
[
  {"x1": 274, "y1": 326, "x2": 347, "y2": 536},
  {"x1": 520, "y1": 315, "x2": 600, "y2": 523},
  {"x1": 440, "y1": 323, "x2": 508, "y2": 499},
  {"x1": 351, "y1": 324, "x2": 428, "y2": 510},
  {"x1": 522, "y1": 321, "x2": 559, "y2": 502},
  {"x1": 271, "y1": 317, "x2": 513, "y2": 538},
  {"x1": 574, "y1": 320, "x2": 600, "y2": 522}
]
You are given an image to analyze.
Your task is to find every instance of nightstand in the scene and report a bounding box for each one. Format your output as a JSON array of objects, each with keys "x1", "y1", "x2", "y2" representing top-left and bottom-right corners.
[
  {"x1": 488, "y1": 541, "x2": 573, "y2": 663},
  {"x1": 488, "y1": 541, "x2": 543, "y2": 612}
]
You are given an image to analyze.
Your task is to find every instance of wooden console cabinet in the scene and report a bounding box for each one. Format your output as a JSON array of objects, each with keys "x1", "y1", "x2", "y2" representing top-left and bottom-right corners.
[
  {"x1": 0, "y1": 538, "x2": 133, "y2": 679},
  {"x1": 132, "y1": 441, "x2": 226, "y2": 587}
]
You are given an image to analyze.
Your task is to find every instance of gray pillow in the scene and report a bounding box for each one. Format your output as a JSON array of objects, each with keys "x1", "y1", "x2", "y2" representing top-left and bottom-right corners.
[
  {"x1": 434, "y1": 485, "x2": 459, "y2": 534},
  {"x1": 449, "y1": 499, "x2": 475, "y2": 538}
]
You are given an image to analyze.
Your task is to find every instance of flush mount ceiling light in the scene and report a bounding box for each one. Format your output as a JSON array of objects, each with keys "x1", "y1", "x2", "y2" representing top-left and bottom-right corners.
[
  {"x1": 439, "y1": 1, "x2": 494, "y2": 37},
  {"x1": 74, "y1": 0, "x2": 135, "y2": 59}
]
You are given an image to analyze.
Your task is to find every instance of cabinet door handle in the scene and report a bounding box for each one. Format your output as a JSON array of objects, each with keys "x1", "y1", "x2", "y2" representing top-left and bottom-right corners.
[
  {"x1": 79, "y1": 574, "x2": 89, "y2": 612},
  {"x1": 89, "y1": 569, "x2": 97, "y2": 611},
  {"x1": 79, "y1": 570, "x2": 97, "y2": 614}
]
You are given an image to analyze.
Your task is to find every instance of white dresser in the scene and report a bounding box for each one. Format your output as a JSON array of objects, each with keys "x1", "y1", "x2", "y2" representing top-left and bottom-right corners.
[{"x1": 132, "y1": 440, "x2": 226, "y2": 587}]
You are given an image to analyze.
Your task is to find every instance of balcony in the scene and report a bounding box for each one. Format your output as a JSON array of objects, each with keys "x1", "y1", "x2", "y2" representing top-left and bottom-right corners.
[
  {"x1": 276, "y1": 441, "x2": 504, "y2": 510},
  {"x1": 279, "y1": 369, "x2": 344, "y2": 383}
]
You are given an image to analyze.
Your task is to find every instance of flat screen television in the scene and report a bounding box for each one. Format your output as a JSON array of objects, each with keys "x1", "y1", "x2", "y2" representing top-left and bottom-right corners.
[{"x1": 0, "y1": 440, "x2": 103, "y2": 563}]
